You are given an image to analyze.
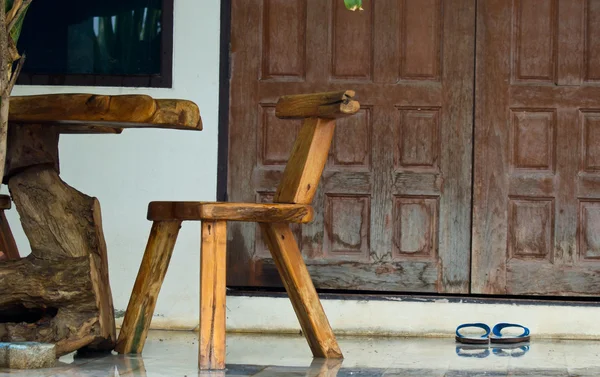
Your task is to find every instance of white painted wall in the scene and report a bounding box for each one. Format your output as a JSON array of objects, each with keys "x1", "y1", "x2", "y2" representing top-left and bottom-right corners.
[
  {"x1": 226, "y1": 295, "x2": 600, "y2": 340},
  {"x1": 5, "y1": 0, "x2": 221, "y2": 327}
]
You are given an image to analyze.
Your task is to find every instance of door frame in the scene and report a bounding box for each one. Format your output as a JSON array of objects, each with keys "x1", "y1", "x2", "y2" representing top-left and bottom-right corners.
[{"x1": 217, "y1": 0, "x2": 232, "y2": 202}]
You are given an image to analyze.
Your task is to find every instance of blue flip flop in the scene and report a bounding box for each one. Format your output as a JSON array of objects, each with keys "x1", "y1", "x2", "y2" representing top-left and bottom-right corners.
[
  {"x1": 455, "y1": 323, "x2": 491, "y2": 344},
  {"x1": 490, "y1": 323, "x2": 530, "y2": 344}
]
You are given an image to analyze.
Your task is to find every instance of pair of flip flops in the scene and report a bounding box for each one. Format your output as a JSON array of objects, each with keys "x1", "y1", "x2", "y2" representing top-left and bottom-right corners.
[{"x1": 455, "y1": 323, "x2": 530, "y2": 344}]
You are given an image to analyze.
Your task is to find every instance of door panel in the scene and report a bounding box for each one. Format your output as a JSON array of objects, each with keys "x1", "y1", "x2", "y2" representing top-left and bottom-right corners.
[
  {"x1": 472, "y1": 0, "x2": 600, "y2": 295},
  {"x1": 227, "y1": 0, "x2": 475, "y2": 293}
]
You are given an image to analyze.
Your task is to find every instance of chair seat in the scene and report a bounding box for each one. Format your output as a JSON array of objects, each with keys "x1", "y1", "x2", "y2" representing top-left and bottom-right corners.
[{"x1": 147, "y1": 201, "x2": 314, "y2": 223}]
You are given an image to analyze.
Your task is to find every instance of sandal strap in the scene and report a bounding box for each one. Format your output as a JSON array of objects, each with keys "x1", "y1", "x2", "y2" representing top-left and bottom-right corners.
[
  {"x1": 492, "y1": 323, "x2": 530, "y2": 337},
  {"x1": 456, "y1": 323, "x2": 491, "y2": 339}
]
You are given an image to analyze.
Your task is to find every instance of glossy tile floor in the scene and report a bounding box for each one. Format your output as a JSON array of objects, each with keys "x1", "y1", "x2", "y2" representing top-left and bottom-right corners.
[{"x1": 2, "y1": 330, "x2": 600, "y2": 376}]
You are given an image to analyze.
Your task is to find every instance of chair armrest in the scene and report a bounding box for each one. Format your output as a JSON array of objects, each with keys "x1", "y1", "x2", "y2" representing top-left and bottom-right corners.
[{"x1": 275, "y1": 90, "x2": 359, "y2": 119}]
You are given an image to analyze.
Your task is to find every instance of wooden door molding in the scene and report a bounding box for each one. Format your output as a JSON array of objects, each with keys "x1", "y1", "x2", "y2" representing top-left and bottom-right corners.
[
  {"x1": 217, "y1": 0, "x2": 232, "y2": 202},
  {"x1": 227, "y1": 0, "x2": 475, "y2": 294},
  {"x1": 473, "y1": 0, "x2": 600, "y2": 295}
]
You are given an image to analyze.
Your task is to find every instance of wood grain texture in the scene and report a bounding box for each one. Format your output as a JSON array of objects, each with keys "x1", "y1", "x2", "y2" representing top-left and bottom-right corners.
[
  {"x1": 260, "y1": 222, "x2": 342, "y2": 359},
  {"x1": 228, "y1": 0, "x2": 474, "y2": 295},
  {"x1": 226, "y1": 0, "x2": 263, "y2": 286},
  {"x1": 8, "y1": 94, "x2": 202, "y2": 131},
  {"x1": 147, "y1": 202, "x2": 314, "y2": 223},
  {"x1": 0, "y1": 210, "x2": 19, "y2": 261},
  {"x1": 437, "y1": 0, "x2": 475, "y2": 293},
  {"x1": 471, "y1": 0, "x2": 512, "y2": 294},
  {"x1": 7, "y1": 167, "x2": 116, "y2": 351},
  {"x1": 5, "y1": 124, "x2": 60, "y2": 182},
  {"x1": 557, "y1": 0, "x2": 584, "y2": 85},
  {"x1": 199, "y1": 221, "x2": 227, "y2": 370},
  {"x1": 2, "y1": 121, "x2": 117, "y2": 351},
  {"x1": 0, "y1": 255, "x2": 109, "y2": 357},
  {"x1": 255, "y1": 259, "x2": 439, "y2": 291},
  {"x1": 275, "y1": 90, "x2": 359, "y2": 119},
  {"x1": 115, "y1": 221, "x2": 182, "y2": 354},
  {"x1": 472, "y1": 0, "x2": 600, "y2": 296},
  {"x1": 274, "y1": 118, "x2": 336, "y2": 205},
  {"x1": 507, "y1": 261, "x2": 600, "y2": 296},
  {"x1": 0, "y1": 194, "x2": 10, "y2": 209}
]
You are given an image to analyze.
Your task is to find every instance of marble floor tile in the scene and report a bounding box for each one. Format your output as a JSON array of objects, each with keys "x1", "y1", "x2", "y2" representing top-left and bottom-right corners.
[{"x1": 0, "y1": 330, "x2": 597, "y2": 377}]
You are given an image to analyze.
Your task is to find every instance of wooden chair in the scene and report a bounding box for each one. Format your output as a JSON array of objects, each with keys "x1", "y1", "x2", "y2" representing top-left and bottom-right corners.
[
  {"x1": 0, "y1": 194, "x2": 19, "y2": 261},
  {"x1": 115, "y1": 90, "x2": 360, "y2": 370}
]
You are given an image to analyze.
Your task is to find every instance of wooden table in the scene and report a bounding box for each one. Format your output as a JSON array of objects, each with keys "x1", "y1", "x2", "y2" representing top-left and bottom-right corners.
[{"x1": 0, "y1": 94, "x2": 202, "y2": 356}]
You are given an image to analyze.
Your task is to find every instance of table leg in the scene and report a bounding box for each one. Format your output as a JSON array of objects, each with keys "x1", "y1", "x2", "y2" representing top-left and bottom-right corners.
[{"x1": 0, "y1": 124, "x2": 115, "y2": 355}]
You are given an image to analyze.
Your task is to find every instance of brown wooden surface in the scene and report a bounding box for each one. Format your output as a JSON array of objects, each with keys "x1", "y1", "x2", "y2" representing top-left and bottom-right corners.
[
  {"x1": 0, "y1": 91, "x2": 201, "y2": 352},
  {"x1": 472, "y1": 0, "x2": 600, "y2": 295},
  {"x1": 4, "y1": 124, "x2": 60, "y2": 182},
  {"x1": 227, "y1": 0, "x2": 475, "y2": 293},
  {"x1": 0, "y1": 194, "x2": 12, "y2": 261},
  {"x1": 8, "y1": 94, "x2": 202, "y2": 132},
  {"x1": 117, "y1": 92, "x2": 343, "y2": 366},
  {"x1": 261, "y1": 222, "x2": 342, "y2": 358},
  {"x1": 276, "y1": 90, "x2": 360, "y2": 119},
  {"x1": 0, "y1": 194, "x2": 10, "y2": 209},
  {"x1": 261, "y1": 96, "x2": 343, "y2": 357},
  {"x1": 115, "y1": 221, "x2": 182, "y2": 354},
  {"x1": 147, "y1": 202, "x2": 314, "y2": 223},
  {"x1": 0, "y1": 210, "x2": 19, "y2": 261},
  {"x1": 1, "y1": 123, "x2": 115, "y2": 351},
  {"x1": 0, "y1": 255, "x2": 109, "y2": 356},
  {"x1": 199, "y1": 220, "x2": 227, "y2": 370},
  {"x1": 274, "y1": 117, "x2": 336, "y2": 204}
]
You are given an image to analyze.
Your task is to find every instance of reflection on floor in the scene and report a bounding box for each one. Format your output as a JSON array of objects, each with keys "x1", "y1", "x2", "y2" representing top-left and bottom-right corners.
[{"x1": 2, "y1": 330, "x2": 599, "y2": 376}]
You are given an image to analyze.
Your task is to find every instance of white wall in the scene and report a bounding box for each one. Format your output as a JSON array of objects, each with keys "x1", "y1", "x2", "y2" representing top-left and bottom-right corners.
[
  {"x1": 6, "y1": 0, "x2": 221, "y2": 328},
  {"x1": 226, "y1": 295, "x2": 600, "y2": 340}
]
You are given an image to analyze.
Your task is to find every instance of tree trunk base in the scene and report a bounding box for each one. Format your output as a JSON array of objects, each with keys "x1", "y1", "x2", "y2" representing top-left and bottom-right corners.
[
  {"x1": 0, "y1": 255, "x2": 110, "y2": 356},
  {"x1": 0, "y1": 124, "x2": 116, "y2": 355}
]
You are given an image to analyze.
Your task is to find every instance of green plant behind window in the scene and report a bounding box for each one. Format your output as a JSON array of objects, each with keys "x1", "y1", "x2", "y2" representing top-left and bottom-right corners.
[
  {"x1": 95, "y1": 6, "x2": 162, "y2": 75},
  {"x1": 344, "y1": 0, "x2": 363, "y2": 11}
]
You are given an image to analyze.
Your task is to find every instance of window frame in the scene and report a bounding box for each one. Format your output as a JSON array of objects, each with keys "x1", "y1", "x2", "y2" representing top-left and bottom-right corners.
[{"x1": 16, "y1": 0, "x2": 174, "y2": 88}]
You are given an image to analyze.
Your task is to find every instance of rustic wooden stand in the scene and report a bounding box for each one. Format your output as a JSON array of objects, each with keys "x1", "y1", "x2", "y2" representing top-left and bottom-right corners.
[{"x1": 0, "y1": 94, "x2": 202, "y2": 356}]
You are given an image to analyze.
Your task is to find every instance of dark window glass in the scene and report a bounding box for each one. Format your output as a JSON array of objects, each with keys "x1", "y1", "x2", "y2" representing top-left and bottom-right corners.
[{"x1": 16, "y1": 0, "x2": 173, "y2": 87}]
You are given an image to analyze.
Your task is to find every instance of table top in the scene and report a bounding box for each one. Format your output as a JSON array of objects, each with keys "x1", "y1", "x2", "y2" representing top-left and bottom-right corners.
[{"x1": 8, "y1": 94, "x2": 203, "y2": 134}]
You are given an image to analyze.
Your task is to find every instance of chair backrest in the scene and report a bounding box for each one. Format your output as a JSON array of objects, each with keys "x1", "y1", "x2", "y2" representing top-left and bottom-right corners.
[{"x1": 273, "y1": 90, "x2": 360, "y2": 205}]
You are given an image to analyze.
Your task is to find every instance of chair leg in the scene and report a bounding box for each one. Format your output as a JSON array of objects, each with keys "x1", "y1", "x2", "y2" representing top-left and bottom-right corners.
[
  {"x1": 199, "y1": 220, "x2": 227, "y2": 370},
  {"x1": 0, "y1": 210, "x2": 19, "y2": 260},
  {"x1": 115, "y1": 220, "x2": 182, "y2": 354},
  {"x1": 260, "y1": 223, "x2": 342, "y2": 359}
]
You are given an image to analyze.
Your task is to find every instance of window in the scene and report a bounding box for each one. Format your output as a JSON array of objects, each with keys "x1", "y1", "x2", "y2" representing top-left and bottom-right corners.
[{"x1": 16, "y1": 0, "x2": 173, "y2": 88}]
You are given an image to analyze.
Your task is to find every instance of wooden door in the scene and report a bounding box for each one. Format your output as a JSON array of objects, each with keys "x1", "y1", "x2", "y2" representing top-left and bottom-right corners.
[
  {"x1": 227, "y1": 0, "x2": 475, "y2": 293},
  {"x1": 473, "y1": 0, "x2": 600, "y2": 295}
]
